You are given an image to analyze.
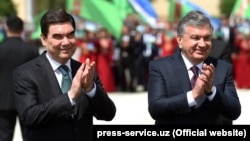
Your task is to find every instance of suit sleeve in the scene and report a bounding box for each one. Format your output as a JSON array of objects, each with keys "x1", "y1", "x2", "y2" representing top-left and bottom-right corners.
[
  {"x1": 87, "y1": 71, "x2": 116, "y2": 121},
  {"x1": 13, "y1": 67, "x2": 74, "y2": 127}
]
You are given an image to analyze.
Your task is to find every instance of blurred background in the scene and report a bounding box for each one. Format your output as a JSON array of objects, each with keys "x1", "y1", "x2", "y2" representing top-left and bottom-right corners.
[
  {"x1": 1, "y1": 0, "x2": 249, "y2": 92},
  {"x1": 0, "y1": 0, "x2": 250, "y2": 140}
]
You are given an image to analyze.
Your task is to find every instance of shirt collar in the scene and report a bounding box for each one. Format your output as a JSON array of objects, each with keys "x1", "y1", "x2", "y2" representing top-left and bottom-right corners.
[
  {"x1": 181, "y1": 52, "x2": 203, "y2": 71},
  {"x1": 45, "y1": 52, "x2": 71, "y2": 72}
]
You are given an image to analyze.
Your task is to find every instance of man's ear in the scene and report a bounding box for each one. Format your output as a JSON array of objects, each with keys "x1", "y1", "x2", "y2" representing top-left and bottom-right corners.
[
  {"x1": 40, "y1": 34, "x2": 47, "y2": 47},
  {"x1": 176, "y1": 35, "x2": 183, "y2": 48}
]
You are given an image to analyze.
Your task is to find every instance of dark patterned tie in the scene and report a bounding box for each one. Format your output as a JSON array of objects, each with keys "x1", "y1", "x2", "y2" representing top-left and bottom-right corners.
[
  {"x1": 58, "y1": 65, "x2": 72, "y2": 94},
  {"x1": 190, "y1": 66, "x2": 199, "y2": 88}
]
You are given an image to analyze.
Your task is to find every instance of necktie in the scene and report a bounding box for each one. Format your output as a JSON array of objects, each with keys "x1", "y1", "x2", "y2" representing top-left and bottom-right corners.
[
  {"x1": 58, "y1": 65, "x2": 72, "y2": 93},
  {"x1": 190, "y1": 66, "x2": 199, "y2": 88}
]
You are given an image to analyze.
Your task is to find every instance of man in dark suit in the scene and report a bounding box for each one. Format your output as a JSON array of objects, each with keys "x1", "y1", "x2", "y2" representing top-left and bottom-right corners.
[
  {"x1": 0, "y1": 15, "x2": 39, "y2": 141},
  {"x1": 13, "y1": 9, "x2": 116, "y2": 141},
  {"x1": 210, "y1": 39, "x2": 232, "y2": 64},
  {"x1": 147, "y1": 11, "x2": 241, "y2": 124},
  {"x1": 210, "y1": 39, "x2": 234, "y2": 125}
]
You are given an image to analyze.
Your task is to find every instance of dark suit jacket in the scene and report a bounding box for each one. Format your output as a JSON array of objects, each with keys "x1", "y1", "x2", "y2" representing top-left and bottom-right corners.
[
  {"x1": 210, "y1": 39, "x2": 232, "y2": 64},
  {"x1": 211, "y1": 39, "x2": 233, "y2": 125},
  {"x1": 13, "y1": 52, "x2": 116, "y2": 141},
  {"x1": 0, "y1": 37, "x2": 39, "y2": 110},
  {"x1": 148, "y1": 50, "x2": 241, "y2": 124}
]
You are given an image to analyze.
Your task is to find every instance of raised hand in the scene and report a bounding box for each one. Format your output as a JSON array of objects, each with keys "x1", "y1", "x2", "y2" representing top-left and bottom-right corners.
[
  {"x1": 200, "y1": 63, "x2": 215, "y2": 94},
  {"x1": 81, "y1": 58, "x2": 96, "y2": 92},
  {"x1": 68, "y1": 63, "x2": 85, "y2": 100},
  {"x1": 192, "y1": 63, "x2": 215, "y2": 99}
]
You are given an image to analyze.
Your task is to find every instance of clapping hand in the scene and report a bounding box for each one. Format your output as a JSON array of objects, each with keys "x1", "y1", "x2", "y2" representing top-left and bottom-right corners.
[{"x1": 81, "y1": 58, "x2": 95, "y2": 92}]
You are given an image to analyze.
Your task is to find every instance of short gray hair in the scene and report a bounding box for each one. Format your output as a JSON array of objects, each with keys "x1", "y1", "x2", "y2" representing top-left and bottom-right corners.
[{"x1": 176, "y1": 11, "x2": 213, "y2": 36}]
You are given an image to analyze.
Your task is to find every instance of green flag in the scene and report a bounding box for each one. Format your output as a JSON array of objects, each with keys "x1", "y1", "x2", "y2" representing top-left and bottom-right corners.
[
  {"x1": 231, "y1": 0, "x2": 250, "y2": 20},
  {"x1": 111, "y1": 0, "x2": 135, "y2": 20},
  {"x1": 167, "y1": 0, "x2": 193, "y2": 22},
  {"x1": 168, "y1": 0, "x2": 175, "y2": 22},
  {"x1": 0, "y1": 32, "x2": 4, "y2": 42},
  {"x1": 30, "y1": 26, "x2": 41, "y2": 40},
  {"x1": 80, "y1": 0, "x2": 123, "y2": 40},
  {"x1": 30, "y1": 11, "x2": 46, "y2": 40},
  {"x1": 66, "y1": 0, "x2": 74, "y2": 12},
  {"x1": 181, "y1": 4, "x2": 193, "y2": 18}
]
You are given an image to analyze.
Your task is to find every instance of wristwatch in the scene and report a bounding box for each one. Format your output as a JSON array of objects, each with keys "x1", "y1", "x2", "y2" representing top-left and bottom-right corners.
[{"x1": 205, "y1": 91, "x2": 213, "y2": 96}]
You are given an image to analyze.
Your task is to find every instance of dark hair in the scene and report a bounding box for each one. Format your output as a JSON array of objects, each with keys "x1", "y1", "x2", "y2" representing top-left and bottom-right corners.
[
  {"x1": 40, "y1": 9, "x2": 76, "y2": 37},
  {"x1": 177, "y1": 11, "x2": 213, "y2": 36},
  {"x1": 6, "y1": 15, "x2": 23, "y2": 34}
]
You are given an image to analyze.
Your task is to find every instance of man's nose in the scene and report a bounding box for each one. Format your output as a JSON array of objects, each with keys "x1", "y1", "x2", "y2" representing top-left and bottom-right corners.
[
  {"x1": 62, "y1": 37, "x2": 70, "y2": 45},
  {"x1": 198, "y1": 38, "x2": 206, "y2": 46}
]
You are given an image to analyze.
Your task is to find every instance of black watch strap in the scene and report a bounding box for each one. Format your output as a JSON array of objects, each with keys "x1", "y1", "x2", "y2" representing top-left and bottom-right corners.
[{"x1": 205, "y1": 91, "x2": 213, "y2": 96}]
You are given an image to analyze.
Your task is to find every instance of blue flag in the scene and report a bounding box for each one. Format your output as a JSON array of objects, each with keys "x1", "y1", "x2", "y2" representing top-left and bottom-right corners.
[{"x1": 129, "y1": 0, "x2": 158, "y2": 27}]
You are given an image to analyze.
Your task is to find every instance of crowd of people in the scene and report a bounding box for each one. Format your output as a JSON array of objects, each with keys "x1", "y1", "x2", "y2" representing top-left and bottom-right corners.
[
  {"x1": 75, "y1": 14, "x2": 178, "y2": 93},
  {"x1": 1, "y1": 11, "x2": 250, "y2": 94},
  {"x1": 2, "y1": 13, "x2": 250, "y2": 94},
  {"x1": 72, "y1": 13, "x2": 250, "y2": 93},
  {"x1": 0, "y1": 8, "x2": 248, "y2": 140}
]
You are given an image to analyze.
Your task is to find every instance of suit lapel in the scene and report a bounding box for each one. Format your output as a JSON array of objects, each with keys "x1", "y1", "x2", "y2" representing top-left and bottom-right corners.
[
  {"x1": 36, "y1": 53, "x2": 62, "y2": 97},
  {"x1": 172, "y1": 52, "x2": 218, "y2": 93},
  {"x1": 171, "y1": 50, "x2": 193, "y2": 92},
  {"x1": 70, "y1": 59, "x2": 81, "y2": 78},
  {"x1": 35, "y1": 52, "x2": 86, "y2": 111}
]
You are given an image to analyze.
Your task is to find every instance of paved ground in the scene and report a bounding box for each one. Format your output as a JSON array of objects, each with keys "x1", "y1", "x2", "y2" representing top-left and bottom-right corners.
[
  {"x1": 13, "y1": 89, "x2": 250, "y2": 140},
  {"x1": 94, "y1": 89, "x2": 250, "y2": 125}
]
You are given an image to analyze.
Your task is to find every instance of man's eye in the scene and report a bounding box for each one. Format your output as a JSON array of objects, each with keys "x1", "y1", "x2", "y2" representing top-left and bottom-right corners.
[
  {"x1": 191, "y1": 36, "x2": 199, "y2": 40},
  {"x1": 53, "y1": 35, "x2": 63, "y2": 39},
  {"x1": 67, "y1": 33, "x2": 75, "y2": 38},
  {"x1": 191, "y1": 36, "x2": 211, "y2": 41},
  {"x1": 204, "y1": 36, "x2": 212, "y2": 41}
]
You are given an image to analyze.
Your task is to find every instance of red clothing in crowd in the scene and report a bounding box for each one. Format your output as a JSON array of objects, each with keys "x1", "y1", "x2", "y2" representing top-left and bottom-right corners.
[{"x1": 233, "y1": 37, "x2": 250, "y2": 88}]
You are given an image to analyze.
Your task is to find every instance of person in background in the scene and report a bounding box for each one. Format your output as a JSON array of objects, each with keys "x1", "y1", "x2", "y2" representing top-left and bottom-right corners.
[
  {"x1": 139, "y1": 24, "x2": 159, "y2": 91},
  {"x1": 95, "y1": 28, "x2": 116, "y2": 92},
  {"x1": 210, "y1": 38, "x2": 233, "y2": 125},
  {"x1": 147, "y1": 11, "x2": 241, "y2": 124},
  {"x1": 233, "y1": 30, "x2": 250, "y2": 89},
  {"x1": 117, "y1": 24, "x2": 136, "y2": 92},
  {"x1": 0, "y1": 15, "x2": 39, "y2": 141},
  {"x1": 79, "y1": 29, "x2": 97, "y2": 63},
  {"x1": 210, "y1": 38, "x2": 232, "y2": 64},
  {"x1": 12, "y1": 9, "x2": 116, "y2": 141}
]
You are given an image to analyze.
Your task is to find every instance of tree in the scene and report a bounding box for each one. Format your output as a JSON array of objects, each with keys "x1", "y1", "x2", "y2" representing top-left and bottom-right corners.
[
  {"x1": 0, "y1": 1, "x2": 17, "y2": 18},
  {"x1": 219, "y1": 0, "x2": 236, "y2": 17},
  {"x1": 35, "y1": 0, "x2": 65, "y2": 15}
]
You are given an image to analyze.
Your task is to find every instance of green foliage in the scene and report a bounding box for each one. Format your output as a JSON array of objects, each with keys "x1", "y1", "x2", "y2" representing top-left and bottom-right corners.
[
  {"x1": 36, "y1": 0, "x2": 65, "y2": 14},
  {"x1": 33, "y1": 0, "x2": 70, "y2": 25},
  {"x1": 31, "y1": 0, "x2": 65, "y2": 16},
  {"x1": 219, "y1": 0, "x2": 236, "y2": 17},
  {"x1": 0, "y1": 0, "x2": 17, "y2": 18}
]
